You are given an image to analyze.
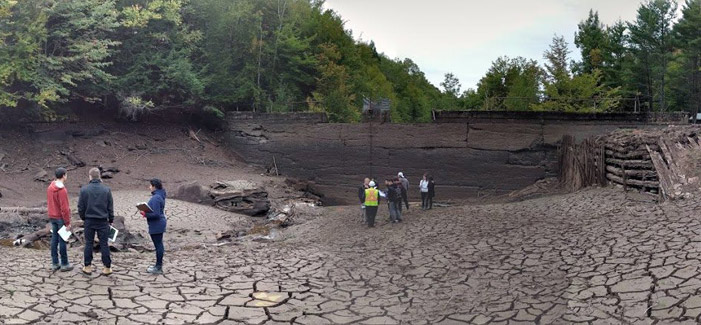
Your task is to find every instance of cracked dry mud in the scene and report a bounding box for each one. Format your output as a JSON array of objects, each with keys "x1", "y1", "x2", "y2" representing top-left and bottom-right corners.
[{"x1": 2, "y1": 188, "x2": 701, "y2": 324}]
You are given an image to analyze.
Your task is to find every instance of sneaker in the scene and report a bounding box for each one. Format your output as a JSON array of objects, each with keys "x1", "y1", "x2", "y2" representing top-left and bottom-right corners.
[
  {"x1": 51, "y1": 264, "x2": 60, "y2": 272},
  {"x1": 60, "y1": 264, "x2": 74, "y2": 272},
  {"x1": 82, "y1": 265, "x2": 93, "y2": 275},
  {"x1": 147, "y1": 265, "x2": 163, "y2": 274},
  {"x1": 102, "y1": 267, "x2": 113, "y2": 276}
]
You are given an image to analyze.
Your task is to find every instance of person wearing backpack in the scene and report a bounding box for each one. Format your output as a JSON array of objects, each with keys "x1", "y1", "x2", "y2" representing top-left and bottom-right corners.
[
  {"x1": 386, "y1": 179, "x2": 402, "y2": 223},
  {"x1": 398, "y1": 172, "x2": 409, "y2": 210}
]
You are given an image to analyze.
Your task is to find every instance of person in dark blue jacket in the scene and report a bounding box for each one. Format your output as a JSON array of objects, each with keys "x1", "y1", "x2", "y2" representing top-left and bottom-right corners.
[{"x1": 140, "y1": 179, "x2": 167, "y2": 274}]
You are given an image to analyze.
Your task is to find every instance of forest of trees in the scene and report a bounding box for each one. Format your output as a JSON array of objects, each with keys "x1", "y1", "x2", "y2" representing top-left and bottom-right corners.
[
  {"x1": 0, "y1": 0, "x2": 699, "y2": 122},
  {"x1": 455, "y1": 0, "x2": 701, "y2": 115}
]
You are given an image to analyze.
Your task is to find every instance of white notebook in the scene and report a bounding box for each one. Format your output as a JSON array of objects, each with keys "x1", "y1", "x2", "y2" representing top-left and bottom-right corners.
[{"x1": 57, "y1": 225, "x2": 72, "y2": 241}]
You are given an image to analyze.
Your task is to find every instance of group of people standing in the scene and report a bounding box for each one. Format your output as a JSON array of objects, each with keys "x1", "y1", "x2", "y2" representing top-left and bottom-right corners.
[
  {"x1": 46, "y1": 167, "x2": 167, "y2": 275},
  {"x1": 359, "y1": 172, "x2": 435, "y2": 228}
]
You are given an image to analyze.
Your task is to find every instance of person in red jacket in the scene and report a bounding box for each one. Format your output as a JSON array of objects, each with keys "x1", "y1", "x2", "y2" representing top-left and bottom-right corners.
[{"x1": 47, "y1": 167, "x2": 74, "y2": 272}]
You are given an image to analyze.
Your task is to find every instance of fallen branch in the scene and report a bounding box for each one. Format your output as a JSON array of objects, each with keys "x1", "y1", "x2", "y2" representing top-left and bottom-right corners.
[{"x1": 188, "y1": 129, "x2": 201, "y2": 143}]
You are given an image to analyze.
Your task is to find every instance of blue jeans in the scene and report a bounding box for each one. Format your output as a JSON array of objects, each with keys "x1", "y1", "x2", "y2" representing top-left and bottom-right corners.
[
  {"x1": 150, "y1": 233, "x2": 164, "y2": 268},
  {"x1": 50, "y1": 219, "x2": 69, "y2": 266},
  {"x1": 84, "y1": 219, "x2": 111, "y2": 268},
  {"x1": 388, "y1": 202, "x2": 402, "y2": 222}
]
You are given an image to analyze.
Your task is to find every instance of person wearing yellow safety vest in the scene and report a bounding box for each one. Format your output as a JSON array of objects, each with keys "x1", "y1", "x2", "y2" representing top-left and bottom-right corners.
[{"x1": 362, "y1": 181, "x2": 381, "y2": 227}]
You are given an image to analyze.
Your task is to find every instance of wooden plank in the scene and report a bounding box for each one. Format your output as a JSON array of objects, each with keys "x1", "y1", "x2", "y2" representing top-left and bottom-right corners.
[{"x1": 646, "y1": 145, "x2": 672, "y2": 200}]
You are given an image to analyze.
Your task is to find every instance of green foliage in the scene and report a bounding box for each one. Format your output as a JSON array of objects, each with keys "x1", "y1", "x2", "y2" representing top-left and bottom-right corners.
[
  {"x1": 310, "y1": 43, "x2": 358, "y2": 122},
  {"x1": 0, "y1": 0, "x2": 119, "y2": 111},
  {"x1": 537, "y1": 37, "x2": 621, "y2": 112},
  {"x1": 473, "y1": 56, "x2": 541, "y2": 111},
  {"x1": 628, "y1": 0, "x2": 678, "y2": 111},
  {"x1": 534, "y1": 70, "x2": 621, "y2": 112},
  {"x1": 670, "y1": 0, "x2": 701, "y2": 117},
  {"x1": 111, "y1": 0, "x2": 203, "y2": 117},
  {"x1": 3, "y1": 0, "x2": 698, "y2": 121},
  {"x1": 574, "y1": 10, "x2": 607, "y2": 74}
]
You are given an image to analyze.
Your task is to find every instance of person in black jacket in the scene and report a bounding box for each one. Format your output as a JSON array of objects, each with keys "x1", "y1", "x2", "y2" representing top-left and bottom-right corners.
[
  {"x1": 385, "y1": 179, "x2": 402, "y2": 223},
  {"x1": 427, "y1": 176, "x2": 435, "y2": 209},
  {"x1": 78, "y1": 167, "x2": 115, "y2": 276},
  {"x1": 358, "y1": 178, "x2": 370, "y2": 223}
]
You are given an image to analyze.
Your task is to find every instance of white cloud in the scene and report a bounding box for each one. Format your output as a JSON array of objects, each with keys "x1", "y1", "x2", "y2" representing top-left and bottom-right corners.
[{"x1": 323, "y1": 0, "x2": 666, "y2": 90}]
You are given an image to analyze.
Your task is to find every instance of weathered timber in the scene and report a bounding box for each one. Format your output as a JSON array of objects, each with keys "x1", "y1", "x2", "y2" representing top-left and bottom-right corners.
[
  {"x1": 605, "y1": 165, "x2": 658, "y2": 179},
  {"x1": 606, "y1": 173, "x2": 659, "y2": 188},
  {"x1": 605, "y1": 158, "x2": 654, "y2": 169},
  {"x1": 605, "y1": 149, "x2": 651, "y2": 160}
]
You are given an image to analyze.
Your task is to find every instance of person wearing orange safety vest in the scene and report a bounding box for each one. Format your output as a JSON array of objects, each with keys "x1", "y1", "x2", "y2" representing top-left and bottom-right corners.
[{"x1": 362, "y1": 181, "x2": 381, "y2": 228}]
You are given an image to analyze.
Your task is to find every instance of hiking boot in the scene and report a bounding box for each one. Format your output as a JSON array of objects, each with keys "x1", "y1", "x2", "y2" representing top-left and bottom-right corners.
[
  {"x1": 147, "y1": 265, "x2": 163, "y2": 274},
  {"x1": 102, "y1": 267, "x2": 113, "y2": 276},
  {"x1": 51, "y1": 264, "x2": 60, "y2": 272},
  {"x1": 82, "y1": 265, "x2": 93, "y2": 275},
  {"x1": 60, "y1": 264, "x2": 74, "y2": 272}
]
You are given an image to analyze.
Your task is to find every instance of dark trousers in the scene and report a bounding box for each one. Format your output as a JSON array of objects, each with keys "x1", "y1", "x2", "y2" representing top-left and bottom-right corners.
[
  {"x1": 427, "y1": 194, "x2": 434, "y2": 209},
  {"x1": 84, "y1": 219, "x2": 111, "y2": 268},
  {"x1": 401, "y1": 191, "x2": 409, "y2": 209},
  {"x1": 150, "y1": 233, "x2": 164, "y2": 268},
  {"x1": 421, "y1": 192, "x2": 428, "y2": 209},
  {"x1": 365, "y1": 206, "x2": 378, "y2": 227},
  {"x1": 50, "y1": 219, "x2": 69, "y2": 266}
]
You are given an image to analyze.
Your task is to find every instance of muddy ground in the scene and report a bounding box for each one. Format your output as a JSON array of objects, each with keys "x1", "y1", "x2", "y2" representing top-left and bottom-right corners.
[{"x1": 4, "y1": 121, "x2": 701, "y2": 324}]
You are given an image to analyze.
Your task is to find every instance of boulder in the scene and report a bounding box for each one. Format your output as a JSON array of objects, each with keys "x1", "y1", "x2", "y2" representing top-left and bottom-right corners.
[
  {"x1": 173, "y1": 182, "x2": 214, "y2": 205},
  {"x1": 33, "y1": 169, "x2": 49, "y2": 182}
]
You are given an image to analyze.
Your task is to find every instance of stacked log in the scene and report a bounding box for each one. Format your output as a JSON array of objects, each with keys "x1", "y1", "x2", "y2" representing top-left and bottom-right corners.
[
  {"x1": 597, "y1": 126, "x2": 701, "y2": 199},
  {"x1": 562, "y1": 126, "x2": 701, "y2": 199},
  {"x1": 603, "y1": 136, "x2": 659, "y2": 193}
]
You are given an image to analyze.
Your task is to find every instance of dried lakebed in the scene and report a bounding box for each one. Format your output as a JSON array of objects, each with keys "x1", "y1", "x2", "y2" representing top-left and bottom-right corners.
[{"x1": 2, "y1": 188, "x2": 701, "y2": 324}]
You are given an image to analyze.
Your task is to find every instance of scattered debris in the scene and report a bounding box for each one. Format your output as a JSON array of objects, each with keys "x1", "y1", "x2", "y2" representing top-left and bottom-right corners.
[
  {"x1": 284, "y1": 178, "x2": 324, "y2": 205},
  {"x1": 98, "y1": 166, "x2": 120, "y2": 179},
  {"x1": 60, "y1": 150, "x2": 86, "y2": 168},
  {"x1": 173, "y1": 181, "x2": 271, "y2": 216}
]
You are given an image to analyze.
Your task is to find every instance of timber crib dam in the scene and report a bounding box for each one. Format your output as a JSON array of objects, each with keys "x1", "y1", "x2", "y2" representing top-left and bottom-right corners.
[
  {"x1": 225, "y1": 111, "x2": 686, "y2": 204},
  {"x1": 561, "y1": 126, "x2": 701, "y2": 200}
]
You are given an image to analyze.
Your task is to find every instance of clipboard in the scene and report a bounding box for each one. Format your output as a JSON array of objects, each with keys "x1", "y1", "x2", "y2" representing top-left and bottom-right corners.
[
  {"x1": 108, "y1": 226, "x2": 118, "y2": 242},
  {"x1": 136, "y1": 202, "x2": 152, "y2": 213}
]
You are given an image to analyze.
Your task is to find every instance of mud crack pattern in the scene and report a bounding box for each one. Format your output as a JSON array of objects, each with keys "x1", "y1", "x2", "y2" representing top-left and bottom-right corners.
[{"x1": 2, "y1": 188, "x2": 701, "y2": 324}]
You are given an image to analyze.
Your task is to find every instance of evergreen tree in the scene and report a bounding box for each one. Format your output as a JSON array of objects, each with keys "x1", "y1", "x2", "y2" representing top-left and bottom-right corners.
[
  {"x1": 574, "y1": 10, "x2": 607, "y2": 74},
  {"x1": 628, "y1": 0, "x2": 678, "y2": 111},
  {"x1": 671, "y1": 0, "x2": 701, "y2": 120}
]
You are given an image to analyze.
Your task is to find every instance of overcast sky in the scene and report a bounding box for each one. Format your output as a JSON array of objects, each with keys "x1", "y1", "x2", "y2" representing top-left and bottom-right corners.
[{"x1": 322, "y1": 0, "x2": 663, "y2": 92}]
